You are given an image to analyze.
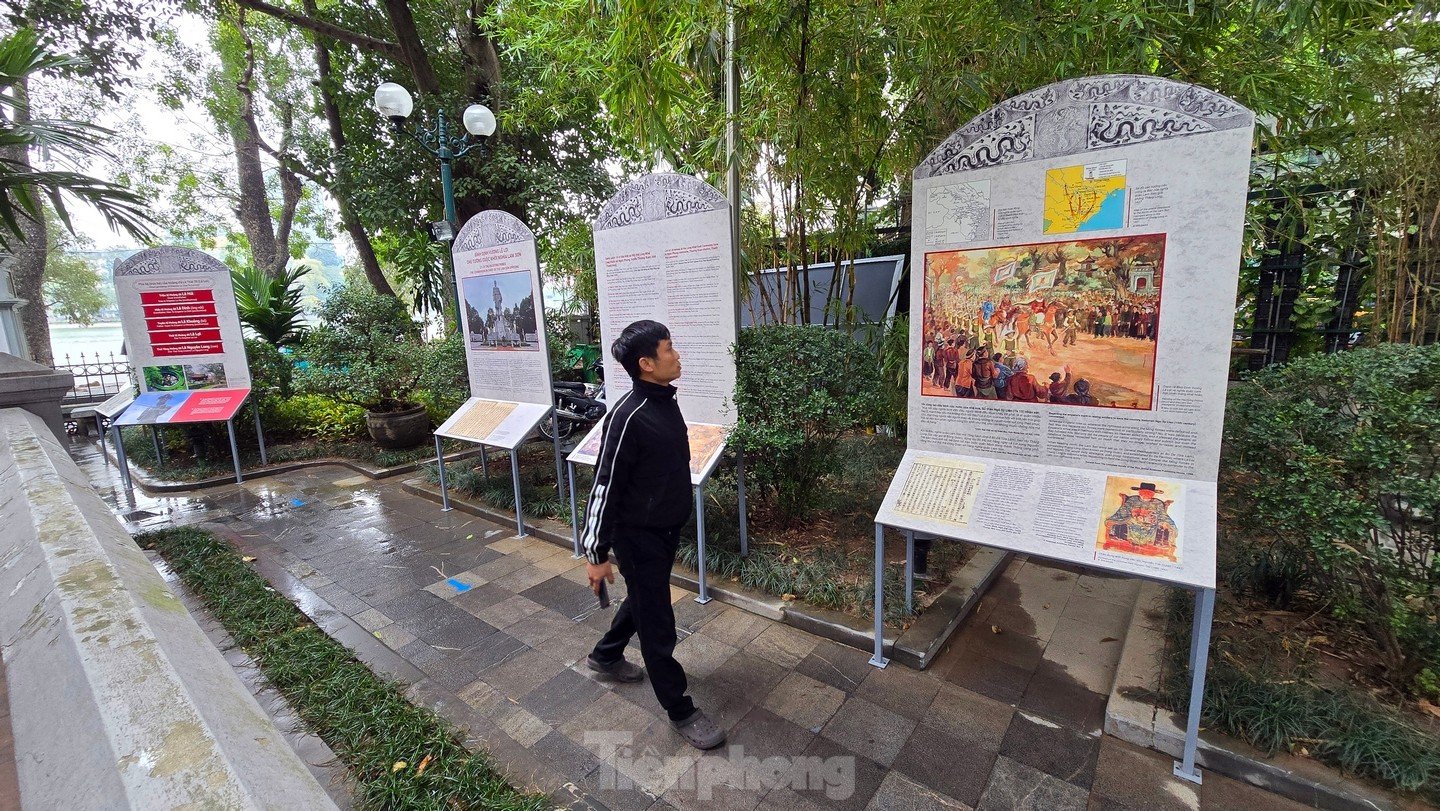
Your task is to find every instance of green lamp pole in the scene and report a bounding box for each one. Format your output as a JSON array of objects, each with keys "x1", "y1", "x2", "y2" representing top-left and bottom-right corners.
[{"x1": 373, "y1": 82, "x2": 496, "y2": 333}]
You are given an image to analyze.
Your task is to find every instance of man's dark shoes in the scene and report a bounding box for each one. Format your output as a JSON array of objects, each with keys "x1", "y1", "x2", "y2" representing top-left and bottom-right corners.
[
  {"x1": 672, "y1": 709, "x2": 726, "y2": 750},
  {"x1": 587, "y1": 655, "x2": 645, "y2": 683}
]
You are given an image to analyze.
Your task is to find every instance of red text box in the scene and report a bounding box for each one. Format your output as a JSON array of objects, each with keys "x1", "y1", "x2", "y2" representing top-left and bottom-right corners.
[
  {"x1": 140, "y1": 289, "x2": 214, "y2": 305},
  {"x1": 173, "y1": 389, "x2": 248, "y2": 423},
  {"x1": 151, "y1": 341, "x2": 224, "y2": 357},
  {"x1": 144, "y1": 302, "x2": 217, "y2": 318},
  {"x1": 148, "y1": 329, "x2": 222, "y2": 344},
  {"x1": 145, "y1": 315, "x2": 220, "y2": 331}
]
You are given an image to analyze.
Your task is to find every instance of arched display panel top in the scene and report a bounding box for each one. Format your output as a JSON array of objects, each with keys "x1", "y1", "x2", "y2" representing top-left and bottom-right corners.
[
  {"x1": 914, "y1": 74, "x2": 1254, "y2": 180},
  {"x1": 113, "y1": 246, "x2": 231, "y2": 277},
  {"x1": 593, "y1": 172, "x2": 727, "y2": 231},
  {"x1": 453, "y1": 209, "x2": 536, "y2": 252}
]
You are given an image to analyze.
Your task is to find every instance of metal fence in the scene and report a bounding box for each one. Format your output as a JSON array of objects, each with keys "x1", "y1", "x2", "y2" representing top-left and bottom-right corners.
[{"x1": 54, "y1": 351, "x2": 132, "y2": 408}]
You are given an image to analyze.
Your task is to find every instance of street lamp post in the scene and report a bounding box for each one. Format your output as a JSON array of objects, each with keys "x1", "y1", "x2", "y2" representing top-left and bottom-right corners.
[{"x1": 373, "y1": 81, "x2": 496, "y2": 333}]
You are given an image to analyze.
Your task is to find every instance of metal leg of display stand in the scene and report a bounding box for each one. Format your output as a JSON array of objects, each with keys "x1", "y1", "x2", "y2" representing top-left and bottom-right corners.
[
  {"x1": 112, "y1": 425, "x2": 134, "y2": 496},
  {"x1": 904, "y1": 529, "x2": 915, "y2": 616},
  {"x1": 434, "y1": 435, "x2": 452, "y2": 512},
  {"x1": 149, "y1": 425, "x2": 164, "y2": 468},
  {"x1": 694, "y1": 484, "x2": 711, "y2": 605},
  {"x1": 737, "y1": 450, "x2": 750, "y2": 557},
  {"x1": 226, "y1": 418, "x2": 245, "y2": 484},
  {"x1": 551, "y1": 412, "x2": 565, "y2": 499},
  {"x1": 870, "y1": 523, "x2": 889, "y2": 668},
  {"x1": 96, "y1": 415, "x2": 108, "y2": 464},
  {"x1": 567, "y1": 461, "x2": 582, "y2": 558},
  {"x1": 509, "y1": 450, "x2": 526, "y2": 537},
  {"x1": 253, "y1": 407, "x2": 268, "y2": 466},
  {"x1": 479, "y1": 446, "x2": 490, "y2": 478},
  {"x1": 1174, "y1": 587, "x2": 1217, "y2": 784}
]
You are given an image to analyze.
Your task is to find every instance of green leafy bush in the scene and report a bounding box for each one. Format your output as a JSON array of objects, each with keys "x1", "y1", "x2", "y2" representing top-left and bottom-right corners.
[
  {"x1": 1223, "y1": 343, "x2": 1440, "y2": 695},
  {"x1": 245, "y1": 337, "x2": 294, "y2": 398},
  {"x1": 732, "y1": 325, "x2": 884, "y2": 518},
  {"x1": 268, "y1": 395, "x2": 366, "y2": 440},
  {"x1": 294, "y1": 284, "x2": 425, "y2": 413},
  {"x1": 416, "y1": 331, "x2": 468, "y2": 424}
]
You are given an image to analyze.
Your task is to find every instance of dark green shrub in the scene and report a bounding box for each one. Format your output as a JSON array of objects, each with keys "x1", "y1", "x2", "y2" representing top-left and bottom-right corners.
[
  {"x1": 1223, "y1": 343, "x2": 1440, "y2": 695},
  {"x1": 268, "y1": 395, "x2": 367, "y2": 440},
  {"x1": 416, "y1": 331, "x2": 468, "y2": 424},
  {"x1": 733, "y1": 325, "x2": 884, "y2": 518},
  {"x1": 294, "y1": 285, "x2": 425, "y2": 413},
  {"x1": 233, "y1": 263, "x2": 309, "y2": 347},
  {"x1": 245, "y1": 337, "x2": 293, "y2": 398}
]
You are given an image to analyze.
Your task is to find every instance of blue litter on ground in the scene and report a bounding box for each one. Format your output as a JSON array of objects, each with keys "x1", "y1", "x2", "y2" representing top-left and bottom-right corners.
[
  {"x1": 290, "y1": 498, "x2": 305, "y2": 507},
  {"x1": 447, "y1": 578, "x2": 473, "y2": 593}
]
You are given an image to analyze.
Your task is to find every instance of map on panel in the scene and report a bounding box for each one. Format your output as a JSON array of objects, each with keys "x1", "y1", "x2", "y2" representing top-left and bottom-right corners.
[
  {"x1": 925, "y1": 180, "x2": 992, "y2": 245},
  {"x1": 1044, "y1": 161, "x2": 1126, "y2": 234}
]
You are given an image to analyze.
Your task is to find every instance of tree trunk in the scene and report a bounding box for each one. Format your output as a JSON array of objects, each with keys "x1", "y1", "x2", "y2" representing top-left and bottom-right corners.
[
  {"x1": 231, "y1": 12, "x2": 283, "y2": 277},
  {"x1": 306, "y1": 0, "x2": 396, "y2": 297},
  {"x1": 6, "y1": 77, "x2": 52, "y2": 365}
]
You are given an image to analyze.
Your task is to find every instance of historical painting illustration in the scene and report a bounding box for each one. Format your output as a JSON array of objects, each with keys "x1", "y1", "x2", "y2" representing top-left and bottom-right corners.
[
  {"x1": 462, "y1": 270, "x2": 540, "y2": 350},
  {"x1": 920, "y1": 233, "x2": 1164, "y2": 409},
  {"x1": 686, "y1": 422, "x2": 730, "y2": 477},
  {"x1": 1096, "y1": 476, "x2": 1181, "y2": 563}
]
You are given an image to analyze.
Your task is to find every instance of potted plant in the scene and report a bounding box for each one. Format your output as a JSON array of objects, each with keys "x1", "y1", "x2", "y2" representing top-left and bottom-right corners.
[{"x1": 295, "y1": 285, "x2": 432, "y2": 448}]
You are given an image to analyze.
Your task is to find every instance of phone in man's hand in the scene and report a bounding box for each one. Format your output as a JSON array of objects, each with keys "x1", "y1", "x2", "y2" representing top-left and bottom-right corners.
[{"x1": 597, "y1": 580, "x2": 610, "y2": 608}]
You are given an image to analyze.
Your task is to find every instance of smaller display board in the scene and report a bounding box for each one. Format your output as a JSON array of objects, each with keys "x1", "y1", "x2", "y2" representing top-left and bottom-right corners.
[
  {"x1": 113, "y1": 246, "x2": 251, "y2": 394},
  {"x1": 95, "y1": 388, "x2": 137, "y2": 420},
  {"x1": 877, "y1": 448, "x2": 1216, "y2": 586},
  {"x1": 435, "y1": 398, "x2": 553, "y2": 450},
  {"x1": 115, "y1": 388, "x2": 250, "y2": 426},
  {"x1": 569, "y1": 420, "x2": 731, "y2": 486}
]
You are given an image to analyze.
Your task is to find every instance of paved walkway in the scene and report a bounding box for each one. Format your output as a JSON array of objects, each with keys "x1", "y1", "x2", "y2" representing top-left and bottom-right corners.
[{"x1": 75, "y1": 439, "x2": 1313, "y2": 810}]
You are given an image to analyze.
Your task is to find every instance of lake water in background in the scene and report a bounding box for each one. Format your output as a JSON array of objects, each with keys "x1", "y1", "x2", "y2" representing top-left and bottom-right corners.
[{"x1": 50, "y1": 323, "x2": 127, "y2": 363}]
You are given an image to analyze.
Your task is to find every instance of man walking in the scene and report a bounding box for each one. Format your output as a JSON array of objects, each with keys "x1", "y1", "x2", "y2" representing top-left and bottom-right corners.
[{"x1": 579, "y1": 320, "x2": 727, "y2": 750}]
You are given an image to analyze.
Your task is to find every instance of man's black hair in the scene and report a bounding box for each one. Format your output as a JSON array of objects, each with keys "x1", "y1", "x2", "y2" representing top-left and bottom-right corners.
[{"x1": 612, "y1": 320, "x2": 671, "y2": 379}]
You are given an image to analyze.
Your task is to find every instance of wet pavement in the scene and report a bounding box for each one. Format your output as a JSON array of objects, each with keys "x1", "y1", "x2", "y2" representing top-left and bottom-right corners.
[
  {"x1": 73, "y1": 436, "x2": 1316, "y2": 810},
  {"x1": 0, "y1": 655, "x2": 18, "y2": 810}
]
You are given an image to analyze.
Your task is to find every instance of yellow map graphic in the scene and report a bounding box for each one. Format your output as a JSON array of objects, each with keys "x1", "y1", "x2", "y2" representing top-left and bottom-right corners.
[{"x1": 1044, "y1": 162, "x2": 1127, "y2": 234}]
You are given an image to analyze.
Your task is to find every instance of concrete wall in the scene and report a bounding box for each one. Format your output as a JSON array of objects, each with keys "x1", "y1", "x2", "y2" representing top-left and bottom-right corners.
[{"x1": 0, "y1": 407, "x2": 337, "y2": 809}]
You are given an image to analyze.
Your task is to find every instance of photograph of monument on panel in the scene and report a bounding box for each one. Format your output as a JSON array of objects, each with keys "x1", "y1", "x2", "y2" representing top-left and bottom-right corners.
[
  {"x1": 920, "y1": 234, "x2": 1165, "y2": 409},
  {"x1": 461, "y1": 270, "x2": 540, "y2": 351}
]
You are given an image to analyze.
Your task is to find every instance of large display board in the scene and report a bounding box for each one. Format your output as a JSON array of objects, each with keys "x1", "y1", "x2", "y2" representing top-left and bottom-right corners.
[
  {"x1": 876, "y1": 75, "x2": 1255, "y2": 589},
  {"x1": 444, "y1": 210, "x2": 555, "y2": 443},
  {"x1": 113, "y1": 247, "x2": 251, "y2": 394},
  {"x1": 590, "y1": 173, "x2": 739, "y2": 427}
]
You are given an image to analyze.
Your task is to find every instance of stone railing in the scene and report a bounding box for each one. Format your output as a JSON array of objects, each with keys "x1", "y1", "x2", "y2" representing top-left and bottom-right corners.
[{"x1": 0, "y1": 407, "x2": 337, "y2": 809}]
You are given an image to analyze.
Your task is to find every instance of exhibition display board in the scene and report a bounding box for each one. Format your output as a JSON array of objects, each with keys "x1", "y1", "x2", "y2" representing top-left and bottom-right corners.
[
  {"x1": 570, "y1": 173, "x2": 747, "y2": 599},
  {"x1": 436, "y1": 210, "x2": 560, "y2": 536},
  {"x1": 113, "y1": 246, "x2": 251, "y2": 394},
  {"x1": 873, "y1": 75, "x2": 1254, "y2": 784},
  {"x1": 109, "y1": 246, "x2": 265, "y2": 491}
]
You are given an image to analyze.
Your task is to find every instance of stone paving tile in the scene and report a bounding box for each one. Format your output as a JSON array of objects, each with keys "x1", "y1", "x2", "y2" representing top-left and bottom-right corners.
[
  {"x1": 1088, "y1": 739, "x2": 1200, "y2": 811},
  {"x1": 745, "y1": 624, "x2": 820, "y2": 670},
  {"x1": 999, "y1": 712, "x2": 1100, "y2": 789},
  {"x1": 1017, "y1": 662, "x2": 1108, "y2": 734},
  {"x1": 1060, "y1": 594, "x2": 1134, "y2": 638},
  {"x1": 1200, "y1": 771, "x2": 1314, "y2": 811},
  {"x1": 855, "y1": 660, "x2": 942, "y2": 720},
  {"x1": 662, "y1": 707, "x2": 814, "y2": 811},
  {"x1": 762, "y1": 671, "x2": 846, "y2": 732},
  {"x1": 522, "y1": 575, "x2": 602, "y2": 620},
  {"x1": 937, "y1": 648, "x2": 1034, "y2": 704},
  {"x1": 372, "y1": 621, "x2": 417, "y2": 651},
  {"x1": 921, "y1": 682, "x2": 1015, "y2": 751},
  {"x1": 471, "y1": 593, "x2": 547, "y2": 630},
  {"x1": 701, "y1": 606, "x2": 771, "y2": 648},
  {"x1": 684, "y1": 680, "x2": 757, "y2": 735},
  {"x1": 575, "y1": 762, "x2": 663, "y2": 811},
  {"x1": 795, "y1": 639, "x2": 874, "y2": 693},
  {"x1": 893, "y1": 719, "x2": 999, "y2": 807},
  {"x1": 1073, "y1": 573, "x2": 1140, "y2": 608},
  {"x1": 819, "y1": 695, "x2": 916, "y2": 768},
  {"x1": 706, "y1": 650, "x2": 788, "y2": 703},
  {"x1": 523, "y1": 668, "x2": 611, "y2": 725},
  {"x1": 0, "y1": 655, "x2": 17, "y2": 811},
  {"x1": 673, "y1": 630, "x2": 740, "y2": 680},
  {"x1": 786, "y1": 732, "x2": 890, "y2": 811},
  {"x1": 865, "y1": 771, "x2": 972, "y2": 810},
  {"x1": 479, "y1": 646, "x2": 571, "y2": 701},
  {"x1": 976, "y1": 755, "x2": 1089, "y2": 811}
]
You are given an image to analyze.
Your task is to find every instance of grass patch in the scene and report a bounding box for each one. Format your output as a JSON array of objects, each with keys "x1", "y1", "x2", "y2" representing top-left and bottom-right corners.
[
  {"x1": 1158, "y1": 589, "x2": 1440, "y2": 801},
  {"x1": 118, "y1": 424, "x2": 462, "y2": 482},
  {"x1": 137, "y1": 526, "x2": 546, "y2": 811}
]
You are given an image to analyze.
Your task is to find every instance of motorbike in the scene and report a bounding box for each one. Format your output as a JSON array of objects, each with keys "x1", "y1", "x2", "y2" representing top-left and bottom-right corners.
[{"x1": 540, "y1": 358, "x2": 606, "y2": 441}]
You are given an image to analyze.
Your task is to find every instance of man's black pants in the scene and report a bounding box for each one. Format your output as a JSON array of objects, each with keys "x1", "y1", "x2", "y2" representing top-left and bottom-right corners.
[{"x1": 591, "y1": 525, "x2": 696, "y2": 723}]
